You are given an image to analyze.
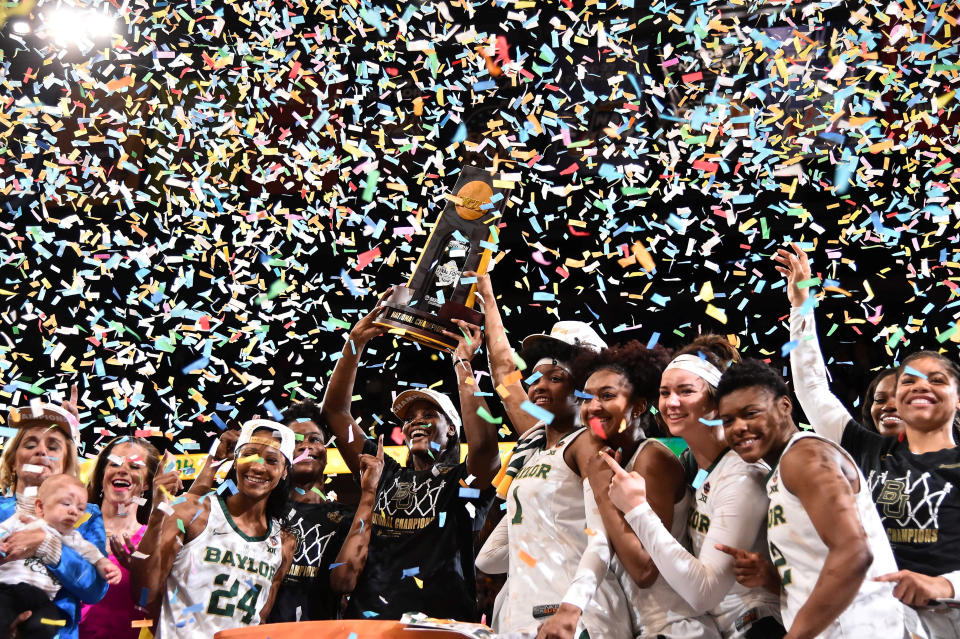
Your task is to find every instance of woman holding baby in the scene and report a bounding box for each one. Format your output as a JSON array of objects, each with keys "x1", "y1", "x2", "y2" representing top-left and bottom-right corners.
[{"x1": 0, "y1": 398, "x2": 108, "y2": 639}]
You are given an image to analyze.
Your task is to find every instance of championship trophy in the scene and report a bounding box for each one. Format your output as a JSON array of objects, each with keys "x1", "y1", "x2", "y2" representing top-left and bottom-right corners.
[{"x1": 374, "y1": 166, "x2": 510, "y2": 351}]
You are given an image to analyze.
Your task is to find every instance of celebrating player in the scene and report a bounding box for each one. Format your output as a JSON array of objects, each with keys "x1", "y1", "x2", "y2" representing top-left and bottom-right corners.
[
  {"x1": 715, "y1": 359, "x2": 906, "y2": 639},
  {"x1": 322, "y1": 299, "x2": 499, "y2": 621},
  {"x1": 778, "y1": 244, "x2": 960, "y2": 637},
  {"x1": 470, "y1": 271, "x2": 609, "y2": 632},
  {"x1": 578, "y1": 341, "x2": 721, "y2": 638},
  {"x1": 602, "y1": 336, "x2": 784, "y2": 638},
  {"x1": 132, "y1": 420, "x2": 296, "y2": 637}
]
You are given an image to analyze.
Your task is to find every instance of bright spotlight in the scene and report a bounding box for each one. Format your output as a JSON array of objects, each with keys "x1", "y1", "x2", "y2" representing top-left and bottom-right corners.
[
  {"x1": 42, "y1": 8, "x2": 115, "y2": 47},
  {"x1": 11, "y1": 21, "x2": 31, "y2": 35}
]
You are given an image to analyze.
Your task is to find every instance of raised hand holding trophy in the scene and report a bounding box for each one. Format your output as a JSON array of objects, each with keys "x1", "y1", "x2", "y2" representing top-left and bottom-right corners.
[{"x1": 374, "y1": 166, "x2": 510, "y2": 351}]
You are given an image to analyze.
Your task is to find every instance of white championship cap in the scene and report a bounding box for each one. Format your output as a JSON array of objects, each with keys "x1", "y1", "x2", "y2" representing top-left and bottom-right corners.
[
  {"x1": 521, "y1": 320, "x2": 607, "y2": 354},
  {"x1": 392, "y1": 388, "x2": 462, "y2": 433},
  {"x1": 235, "y1": 419, "x2": 296, "y2": 464},
  {"x1": 9, "y1": 403, "x2": 81, "y2": 447}
]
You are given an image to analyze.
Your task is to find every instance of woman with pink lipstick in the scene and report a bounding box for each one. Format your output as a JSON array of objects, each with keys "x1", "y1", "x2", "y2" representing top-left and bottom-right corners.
[
  {"x1": 778, "y1": 244, "x2": 960, "y2": 638},
  {"x1": 601, "y1": 335, "x2": 784, "y2": 638},
  {"x1": 79, "y1": 436, "x2": 164, "y2": 638}
]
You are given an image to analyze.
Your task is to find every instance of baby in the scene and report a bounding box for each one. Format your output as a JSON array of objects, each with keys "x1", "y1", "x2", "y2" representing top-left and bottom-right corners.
[{"x1": 0, "y1": 474, "x2": 120, "y2": 638}]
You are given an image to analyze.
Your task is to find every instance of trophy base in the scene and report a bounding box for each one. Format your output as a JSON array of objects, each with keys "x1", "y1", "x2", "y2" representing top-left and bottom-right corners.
[{"x1": 374, "y1": 286, "x2": 483, "y2": 352}]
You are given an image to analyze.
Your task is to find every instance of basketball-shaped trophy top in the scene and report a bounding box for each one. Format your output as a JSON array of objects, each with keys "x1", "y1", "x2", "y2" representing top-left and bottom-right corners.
[{"x1": 454, "y1": 180, "x2": 494, "y2": 220}]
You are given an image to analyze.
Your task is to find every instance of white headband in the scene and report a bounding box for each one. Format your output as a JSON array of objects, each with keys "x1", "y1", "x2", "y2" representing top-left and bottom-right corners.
[
  {"x1": 664, "y1": 354, "x2": 723, "y2": 388},
  {"x1": 534, "y1": 358, "x2": 573, "y2": 377}
]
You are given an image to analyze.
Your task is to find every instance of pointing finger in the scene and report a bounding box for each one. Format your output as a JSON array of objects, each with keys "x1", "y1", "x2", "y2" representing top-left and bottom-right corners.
[
  {"x1": 599, "y1": 451, "x2": 629, "y2": 477},
  {"x1": 376, "y1": 435, "x2": 384, "y2": 459},
  {"x1": 714, "y1": 543, "x2": 744, "y2": 558},
  {"x1": 873, "y1": 571, "x2": 904, "y2": 583}
]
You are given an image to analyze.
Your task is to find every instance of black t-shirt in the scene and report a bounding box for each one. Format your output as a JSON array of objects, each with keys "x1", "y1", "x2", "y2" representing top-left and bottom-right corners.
[
  {"x1": 267, "y1": 500, "x2": 354, "y2": 622},
  {"x1": 344, "y1": 439, "x2": 493, "y2": 621},
  {"x1": 841, "y1": 420, "x2": 960, "y2": 576}
]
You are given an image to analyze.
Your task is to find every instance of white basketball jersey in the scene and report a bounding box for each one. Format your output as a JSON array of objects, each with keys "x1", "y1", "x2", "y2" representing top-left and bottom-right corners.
[
  {"x1": 614, "y1": 439, "x2": 721, "y2": 638},
  {"x1": 689, "y1": 449, "x2": 781, "y2": 637},
  {"x1": 503, "y1": 428, "x2": 632, "y2": 639},
  {"x1": 158, "y1": 496, "x2": 284, "y2": 639},
  {"x1": 767, "y1": 432, "x2": 903, "y2": 638}
]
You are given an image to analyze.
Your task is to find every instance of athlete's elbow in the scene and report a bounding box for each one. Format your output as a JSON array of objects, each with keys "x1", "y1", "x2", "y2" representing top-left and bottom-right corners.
[
  {"x1": 330, "y1": 555, "x2": 365, "y2": 594},
  {"x1": 844, "y1": 542, "x2": 873, "y2": 579},
  {"x1": 629, "y1": 563, "x2": 660, "y2": 589}
]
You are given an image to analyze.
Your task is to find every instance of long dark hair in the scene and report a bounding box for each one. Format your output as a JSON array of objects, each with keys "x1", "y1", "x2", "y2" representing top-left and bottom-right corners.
[{"x1": 87, "y1": 436, "x2": 160, "y2": 525}]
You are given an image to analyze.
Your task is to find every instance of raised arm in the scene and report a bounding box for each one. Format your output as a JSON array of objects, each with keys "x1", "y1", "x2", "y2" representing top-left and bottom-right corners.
[
  {"x1": 130, "y1": 455, "x2": 197, "y2": 610},
  {"x1": 779, "y1": 439, "x2": 873, "y2": 638},
  {"x1": 131, "y1": 495, "x2": 204, "y2": 610},
  {"x1": 605, "y1": 452, "x2": 769, "y2": 613},
  {"x1": 445, "y1": 318, "x2": 501, "y2": 488},
  {"x1": 321, "y1": 304, "x2": 386, "y2": 475},
  {"x1": 774, "y1": 245, "x2": 853, "y2": 442},
  {"x1": 467, "y1": 271, "x2": 540, "y2": 436},
  {"x1": 330, "y1": 437, "x2": 384, "y2": 594},
  {"x1": 188, "y1": 430, "x2": 239, "y2": 496},
  {"x1": 589, "y1": 443, "x2": 686, "y2": 588}
]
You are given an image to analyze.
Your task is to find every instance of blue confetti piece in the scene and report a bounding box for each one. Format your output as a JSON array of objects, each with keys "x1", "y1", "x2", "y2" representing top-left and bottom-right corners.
[
  {"x1": 362, "y1": 611, "x2": 379, "y2": 618},
  {"x1": 451, "y1": 123, "x2": 467, "y2": 144},
  {"x1": 263, "y1": 399, "x2": 284, "y2": 421},
  {"x1": 692, "y1": 469, "x2": 709, "y2": 490},
  {"x1": 574, "y1": 390, "x2": 593, "y2": 399},
  {"x1": 646, "y1": 332, "x2": 661, "y2": 349},
  {"x1": 402, "y1": 566, "x2": 420, "y2": 578},
  {"x1": 903, "y1": 365, "x2": 927, "y2": 379},
  {"x1": 439, "y1": 511, "x2": 446, "y2": 527},
  {"x1": 459, "y1": 487, "x2": 480, "y2": 499},
  {"x1": 524, "y1": 371, "x2": 542, "y2": 385},
  {"x1": 182, "y1": 357, "x2": 208, "y2": 374},
  {"x1": 216, "y1": 479, "x2": 237, "y2": 495},
  {"x1": 329, "y1": 562, "x2": 345, "y2": 570},
  {"x1": 520, "y1": 400, "x2": 555, "y2": 425},
  {"x1": 781, "y1": 340, "x2": 799, "y2": 356},
  {"x1": 698, "y1": 417, "x2": 723, "y2": 427}
]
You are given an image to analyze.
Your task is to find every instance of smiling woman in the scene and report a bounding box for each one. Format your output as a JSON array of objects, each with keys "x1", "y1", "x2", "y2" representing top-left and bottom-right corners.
[
  {"x1": 130, "y1": 420, "x2": 297, "y2": 639},
  {"x1": 0, "y1": 399, "x2": 108, "y2": 639},
  {"x1": 597, "y1": 337, "x2": 785, "y2": 639},
  {"x1": 79, "y1": 436, "x2": 160, "y2": 639},
  {"x1": 779, "y1": 244, "x2": 960, "y2": 637},
  {"x1": 322, "y1": 296, "x2": 500, "y2": 622}
]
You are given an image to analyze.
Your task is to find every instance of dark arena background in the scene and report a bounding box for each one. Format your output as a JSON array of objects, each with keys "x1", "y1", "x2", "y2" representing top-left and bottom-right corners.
[{"x1": 1, "y1": 0, "x2": 959, "y2": 482}]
